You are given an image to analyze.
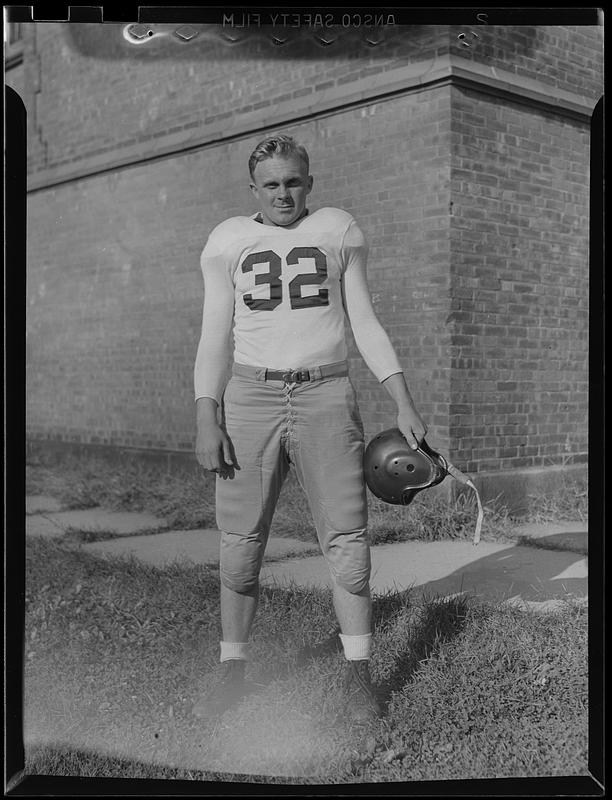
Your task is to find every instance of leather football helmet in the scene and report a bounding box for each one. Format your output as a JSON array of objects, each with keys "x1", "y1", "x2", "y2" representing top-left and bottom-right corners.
[
  {"x1": 363, "y1": 427, "x2": 483, "y2": 545},
  {"x1": 363, "y1": 428, "x2": 449, "y2": 506}
]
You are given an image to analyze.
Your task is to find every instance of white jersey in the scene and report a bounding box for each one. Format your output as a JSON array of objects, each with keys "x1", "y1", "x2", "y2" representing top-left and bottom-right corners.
[
  {"x1": 208, "y1": 207, "x2": 357, "y2": 366},
  {"x1": 194, "y1": 207, "x2": 403, "y2": 402}
]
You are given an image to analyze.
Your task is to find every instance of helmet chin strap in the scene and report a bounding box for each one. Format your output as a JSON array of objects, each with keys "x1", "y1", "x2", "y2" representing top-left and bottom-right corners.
[
  {"x1": 417, "y1": 441, "x2": 483, "y2": 545},
  {"x1": 444, "y1": 460, "x2": 483, "y2": 546}
]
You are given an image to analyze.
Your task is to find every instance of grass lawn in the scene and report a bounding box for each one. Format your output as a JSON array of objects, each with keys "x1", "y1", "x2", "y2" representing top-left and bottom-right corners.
[
  {"x1": 20, "y1": 448, "x2": 590, "y2": 784},
  {"x1": 23, "y1": 536, "x2": 588, "y2": 784}
]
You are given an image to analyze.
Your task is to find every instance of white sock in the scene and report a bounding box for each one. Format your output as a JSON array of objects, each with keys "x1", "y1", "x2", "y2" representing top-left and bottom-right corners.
[
  {"x1": 220, "y1": 641, "x2": 250, "y2": 662},
  {"x1": 339, "y1": 632, "x2": 372, "y2": 661}
]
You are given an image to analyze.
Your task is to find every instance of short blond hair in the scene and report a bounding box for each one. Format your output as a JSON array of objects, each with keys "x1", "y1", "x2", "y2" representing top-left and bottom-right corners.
[{"x1": 248, "y1": 134, "x2": 310, "y2": 179}]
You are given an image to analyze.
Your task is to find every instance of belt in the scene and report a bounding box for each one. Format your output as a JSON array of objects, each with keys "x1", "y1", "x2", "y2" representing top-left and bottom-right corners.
[{"x1": 232, "y1": 361, "x2": 349, "y2": 383}]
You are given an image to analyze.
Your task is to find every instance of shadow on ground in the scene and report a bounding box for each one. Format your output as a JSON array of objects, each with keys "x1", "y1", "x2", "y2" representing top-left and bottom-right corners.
[{"x1": 407, "y1": 533, "x2": 587, "y2": 607}]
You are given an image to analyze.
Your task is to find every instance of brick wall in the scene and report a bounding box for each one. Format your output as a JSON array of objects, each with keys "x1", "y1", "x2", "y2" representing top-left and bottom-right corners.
[
  {"x1": 448, "y1": 24, "x2": 603, "y2": 101},
  {"x1": 15, "y1": 22, "x2": 450, "y2": 177},
  {"x1": 5, "y1": 27, "x2": 46, "y2": 172},
  {"x1": 14, "y1": 21, "x2": 602, "y2": 484},
  {"x1": 311, "y1": 90, "x2": 453, "y2": 448},
  {"x1": 25, "y1": 86, "x2": 452, "y2": 450},
  {"x1": 449, "y1": 88, "x2": 590, "y2": 472},
  {"x1": 10, "y1": 23, "x2": 602, "y2": 183}
]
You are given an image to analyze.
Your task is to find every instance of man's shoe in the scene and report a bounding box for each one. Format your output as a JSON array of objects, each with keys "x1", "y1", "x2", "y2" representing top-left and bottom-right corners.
[
  {"x1": 192, "y1": 659, "x2": 248, "y2": 719},
  {"x1": 343, "y1": 660, "x2": 382, "y2": 724}
]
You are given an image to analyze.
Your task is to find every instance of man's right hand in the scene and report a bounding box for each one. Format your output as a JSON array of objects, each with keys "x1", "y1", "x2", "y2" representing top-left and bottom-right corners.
[{"x1": 195, "y1": 398, "x2": 239, "y2": 479}]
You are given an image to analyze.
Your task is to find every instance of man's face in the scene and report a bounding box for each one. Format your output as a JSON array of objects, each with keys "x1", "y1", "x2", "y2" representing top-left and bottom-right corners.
[{"x1": 249, "y1": 155, "x2": 313, "y2": 227}]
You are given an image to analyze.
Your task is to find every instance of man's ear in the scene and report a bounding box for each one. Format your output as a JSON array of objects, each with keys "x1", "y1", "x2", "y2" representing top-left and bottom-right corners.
[
  {"x1": 307, "y1": 175, "x2": 314, "y2": 194},
  {"x1": 249, "y1": 181, "x2": 259, "y2": 199}
]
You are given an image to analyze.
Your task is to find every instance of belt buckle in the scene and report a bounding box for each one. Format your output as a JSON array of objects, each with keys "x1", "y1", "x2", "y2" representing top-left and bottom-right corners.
[{"x1": 283, "y1": 369, "x2": 310, "y2": 383}]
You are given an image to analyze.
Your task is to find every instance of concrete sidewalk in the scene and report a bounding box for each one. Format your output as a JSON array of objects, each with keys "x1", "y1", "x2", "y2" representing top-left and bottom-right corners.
[
  {"x1": 259, "y1": 521, "x2": 588, "y2": 611},
  {"x1": 25, "y1": 496, "x2": 318, "y2": 562},
  {"x1": 80, "y1": 529, "x2": 319, "y2": 566},
  {"x1": 261, "y1": 533, "x2": 588, "y2": 612},
  {"x1": 25, "y1": 496, "x2": 588, "y2": 612},
  {"x1": 26, "y1": 508, "x2": 169, "y2": 538}
]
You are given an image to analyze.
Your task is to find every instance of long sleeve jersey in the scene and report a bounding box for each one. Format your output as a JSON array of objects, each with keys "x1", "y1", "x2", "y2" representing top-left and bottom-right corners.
[{"x1": 194, "y1": 207, "x2": 403, "y2": 403}]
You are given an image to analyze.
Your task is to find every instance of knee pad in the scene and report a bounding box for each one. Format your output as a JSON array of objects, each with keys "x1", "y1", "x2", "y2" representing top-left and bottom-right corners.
[
  {"x1": 322, "y1": 527, "x2": 371, "y2": 594},
  {"x1": 219, "y1": 568, "x2": 259, "y2": 594},
  {"x1": 333, "y1": 568, "x2": 371, "y2": 595},
  {"x1": 219, "y1": 530, "x2": 266, "y2": 594}
]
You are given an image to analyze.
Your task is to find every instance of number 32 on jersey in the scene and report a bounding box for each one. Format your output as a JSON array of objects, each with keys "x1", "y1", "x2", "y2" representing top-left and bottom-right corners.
[{"x1": 241, "y1": 247, "x2": 329, "y2": 311}]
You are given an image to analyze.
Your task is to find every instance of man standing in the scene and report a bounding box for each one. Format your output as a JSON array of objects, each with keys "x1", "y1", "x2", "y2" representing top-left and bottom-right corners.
[{"x1": 193, "y1": 134, "x2": 427, "y2": 723}]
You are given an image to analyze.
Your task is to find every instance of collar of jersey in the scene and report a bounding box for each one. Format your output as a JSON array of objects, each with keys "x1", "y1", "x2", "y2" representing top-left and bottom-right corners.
[{"x1": 251, "y1": 209, "x2": 310, "y2": 226}]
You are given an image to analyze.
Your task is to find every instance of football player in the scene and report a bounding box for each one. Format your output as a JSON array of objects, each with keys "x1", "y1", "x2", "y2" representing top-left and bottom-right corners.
[{"x1": 193, "y1": 134, "x2": 427, "y2": 723}]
